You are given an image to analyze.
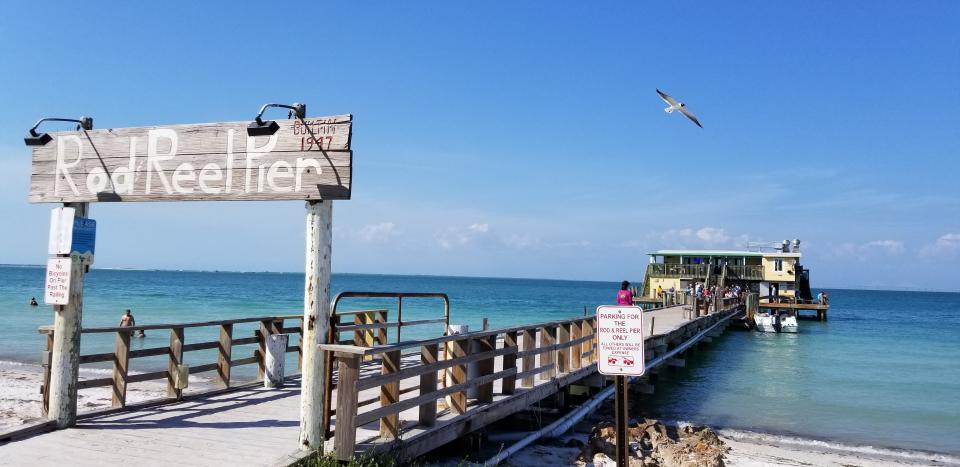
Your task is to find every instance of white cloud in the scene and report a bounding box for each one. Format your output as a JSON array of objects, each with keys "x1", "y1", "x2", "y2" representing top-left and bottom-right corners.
[
  {"x1": 920, "y1": 233, "x2": 960, "y2": 258},
  {"x1": 357, "y1": 222, "x2": 397, "y2": 242},
  {"x1": 830, "y1": 239, "x2": 905, "y2": 260},
  {"x1": 658, "y1": 227, "x2": 731, "y2": 246},
  {"x1": 436, "y1": 222, "x2": 491, "y2": 250},
  {"x1": 695, "y1": 227, "x2": 729, "y2": 244},
  {"x1": 864, "y1": 240, "x2": 904, "y2": 254},
  {"x1": 468, "y1": 223, "x2": 489, "y2": 233},
  {"x1": 503, "y1": 233, "x2": 540, "y2": 249}
]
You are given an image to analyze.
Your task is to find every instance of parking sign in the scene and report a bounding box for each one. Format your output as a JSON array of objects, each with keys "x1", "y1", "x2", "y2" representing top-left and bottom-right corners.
[{"x1": 596, "y1": 305, "x2": 645, "y2": 376}]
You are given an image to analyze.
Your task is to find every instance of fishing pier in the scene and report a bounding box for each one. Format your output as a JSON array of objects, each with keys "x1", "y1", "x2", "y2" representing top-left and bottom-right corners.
[
  {"x1": 0, "y1": 297, "x2": 743, "y2": 465},
  {"x1": 5, "y1": 105, "x2": 748, "y2": 465}
]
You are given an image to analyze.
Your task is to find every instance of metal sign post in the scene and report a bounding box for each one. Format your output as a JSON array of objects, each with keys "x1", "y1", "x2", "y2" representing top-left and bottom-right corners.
[
  {"x1": 614, "y1": 375, "x2": 629, "y2": 467},
  {"x1": 597, "y1": 305, "x2": 646, "y2": 467}
]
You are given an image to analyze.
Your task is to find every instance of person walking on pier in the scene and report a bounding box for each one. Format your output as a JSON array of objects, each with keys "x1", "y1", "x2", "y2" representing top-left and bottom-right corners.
[{"x1": 617, "y1": 281, "x2": 634, "y2": 305}]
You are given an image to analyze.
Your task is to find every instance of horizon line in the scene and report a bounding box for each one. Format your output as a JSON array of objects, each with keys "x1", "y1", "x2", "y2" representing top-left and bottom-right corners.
[{"x1": 2, "y1": 263, "x2": 957, "y2": 294}]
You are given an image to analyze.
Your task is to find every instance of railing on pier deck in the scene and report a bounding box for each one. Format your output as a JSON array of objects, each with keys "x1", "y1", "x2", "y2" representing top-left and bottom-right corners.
[
  {"x1": 323, "y1": 292, "x2": 452, "y2": 439},
  {"x1": 646, "y1": 263, "x2": 764, "y2": 281},
  {"x1": 37, "y1": 314, "x2": 305, "y2": 414},
  {"x1": 725, "y1": 265, "x2": 764, "y2": 280},
  {"x1": 321, "y1": 298, "x2": 747, "y2": 463},
  {"x1": 646, "y1": 263, "x2": 709, "y2": 278},
  {"x1": 321, "y1": 314, "x2": 598, "y2": 463}
]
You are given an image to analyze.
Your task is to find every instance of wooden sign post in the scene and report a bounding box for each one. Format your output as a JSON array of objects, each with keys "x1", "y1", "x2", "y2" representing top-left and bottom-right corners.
[
  {"x1": 299, "y1": 199, "x2": 333, "y2": 449},
  {"x1": 28, "y1": 110, "x2": 352, "y2": 445},
  {"x1": 46, "y1": 202, "x2": 90, "y2": 428}
]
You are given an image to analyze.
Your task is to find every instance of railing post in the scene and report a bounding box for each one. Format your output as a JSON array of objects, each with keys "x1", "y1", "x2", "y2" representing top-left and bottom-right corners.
[
  {"x1": 557, "y1": 323, "x2": 570, "y2": 374},
  {"x1": 265, "y1": 334, "x2": 289, "y2": 388},
  {"x1": 446, "y1": 336, "x2": 469, "y2": 414},
  {"x1": 476, "y1": 335, "x2": 495, "y2": 403},
  {"x1": 258, "y1": 319, "x2": 273, "y2": 381},
  {"x1": 540, "y1": 326, "x2": 556, "y2": 380},
  {"x1": 334, "y1": 354, "x2": 361, "y2": 463},
  {"x1": 502, "y1": 331, "x2": 518, "y2": 394},
  {"x1": 168, "y1": 327, "x2": 184, "y2": 399},
  {"x1": 520, "y1": 329, "x2": 536, "y2": 388},
  {"x1": 419, "y1": 343, "x2": 439, "y2": 426},
  {"x1": 41, "y1": 330, "x2": 53, "y2": 416},
  {"x1": 570, "y1": 322, "x2": 582, "y2": 370},
  {"x1": 379, "y1": 350, "x2": 401, "y2": 439},
  {"x1": 581, "y1": 319, "x2": 594, "y2": 366},
  {"x1": 591, "y1": 317, "x2": 598, "y2": 363},
  {"x1": 297, "y1": 317, "x2": 304, "y2": 370},
  {"x1": 218, "y1": 323, "x2": 233, "y2": 388},
  {"x1": 356, "y1": 313, "x2": 375, "y2": 361},
  {"x1": 376, "y1": 310, "x2": 388, "y2": 345},
  {"x1": 111, "y1": 330, "x2": 130, "y2": 408}
]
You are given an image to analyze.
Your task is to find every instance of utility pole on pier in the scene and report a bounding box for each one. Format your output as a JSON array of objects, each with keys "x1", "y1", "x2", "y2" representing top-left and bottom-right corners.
[
  {"x1": 299, "y1": 199, "x2": 333, "y2": 449},
  {"x1": 47, "y1": 202, "x2": 90, "y2": 428}
]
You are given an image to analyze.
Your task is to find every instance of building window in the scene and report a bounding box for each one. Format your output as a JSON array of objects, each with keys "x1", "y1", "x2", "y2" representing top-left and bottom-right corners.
[{"x1": 774, "y1": 259, "x2": 783, "y2": 272}]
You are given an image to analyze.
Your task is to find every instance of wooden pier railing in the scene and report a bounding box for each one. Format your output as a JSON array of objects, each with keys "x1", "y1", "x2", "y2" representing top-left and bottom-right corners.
[
  {"x1": 38, "y1": 314, "x2": 305, "y2": 414},
  {"x1": 321, "y1": 314, "x2": 598, "y2": 462},
  {"x1": 321, "y1": 299, "x2": 745, "y2": 463}
]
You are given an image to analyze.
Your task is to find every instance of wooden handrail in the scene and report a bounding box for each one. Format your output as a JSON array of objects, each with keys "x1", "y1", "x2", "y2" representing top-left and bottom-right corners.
[
  {"x1": 39, "y1": 313, "x2": 308, "y2": 414},
  {"x1": 79, "y1": 314, "x2": 303, "y2": 334},
  {"x1": 322, "y1": 314, "x2": 599, "y2": 358},
  {"x1": 335, "y1": 317, "x2": 445, "y2": 332},
  {"x1": 326, "y1": 314, "x2": 600, "y2": 460}
]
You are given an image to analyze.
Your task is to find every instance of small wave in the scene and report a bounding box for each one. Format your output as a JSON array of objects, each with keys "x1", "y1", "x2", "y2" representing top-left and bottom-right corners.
[
  {"x1": 0, "y1": 360, "x2": 29, "y2": 368},
  {"x1": 707, "y1": 425, "x2": 960, "y2": 465}
]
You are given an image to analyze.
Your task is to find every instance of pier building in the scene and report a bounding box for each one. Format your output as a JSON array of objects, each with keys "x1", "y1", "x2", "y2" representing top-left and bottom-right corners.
[{"x1": 641, "y1": 239, "x2": 813, "y2": 302}]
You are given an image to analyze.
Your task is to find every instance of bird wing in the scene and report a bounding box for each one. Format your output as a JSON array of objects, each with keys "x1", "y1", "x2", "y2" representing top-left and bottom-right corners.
[
  {"x1": 656, "y1": 89, "x2": 679, "y2": 106},
  {"x1": 679, "y1": 107, "x2": 703, "y2": 128}
]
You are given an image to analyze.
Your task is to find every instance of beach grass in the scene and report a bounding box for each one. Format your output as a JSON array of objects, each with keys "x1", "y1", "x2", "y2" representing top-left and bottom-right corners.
[{"x1": 295, "y1": 450, "x2": 427, "y2": 467}]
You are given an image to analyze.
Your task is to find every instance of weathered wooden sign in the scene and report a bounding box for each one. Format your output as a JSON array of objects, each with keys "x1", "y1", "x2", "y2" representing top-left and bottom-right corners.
[{"x1": 29, "y1": 115, "x2": 352, "y2": 203}]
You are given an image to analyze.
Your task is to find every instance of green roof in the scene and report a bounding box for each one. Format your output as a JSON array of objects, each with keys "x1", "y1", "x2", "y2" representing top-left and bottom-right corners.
[{"x1": 648, "y1": 249, "x2": 800, "y2": 258}]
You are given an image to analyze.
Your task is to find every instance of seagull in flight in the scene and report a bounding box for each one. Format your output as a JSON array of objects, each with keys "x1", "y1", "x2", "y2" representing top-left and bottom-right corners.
[{"x1": 656, "y1": 89, "x2": 702, "y2": 128}]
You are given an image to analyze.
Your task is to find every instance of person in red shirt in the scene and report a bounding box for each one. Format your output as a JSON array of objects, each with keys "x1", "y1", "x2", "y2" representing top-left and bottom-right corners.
[{"x1": 617, "y1": 281, "x2": 633, "y2": 305}]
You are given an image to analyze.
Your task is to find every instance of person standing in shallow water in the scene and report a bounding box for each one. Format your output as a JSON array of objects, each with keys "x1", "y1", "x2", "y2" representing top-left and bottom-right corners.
[{"x1": 617, "y1": 281, "x2": 633, "y2": 305}]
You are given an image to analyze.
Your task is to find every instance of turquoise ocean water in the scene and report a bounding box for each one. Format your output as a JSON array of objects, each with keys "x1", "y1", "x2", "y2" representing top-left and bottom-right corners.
[{"x1": 1, "y1": 265, "x2": 957, "y2": 457}]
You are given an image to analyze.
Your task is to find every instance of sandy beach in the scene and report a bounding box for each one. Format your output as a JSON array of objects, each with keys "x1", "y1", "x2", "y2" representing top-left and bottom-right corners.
[
  {"x1": 504, "y1": 423, "x2": 960, "y2": 467},
  {"x1": 0, "y1": 360, "x2": 213, "y2": 432}
]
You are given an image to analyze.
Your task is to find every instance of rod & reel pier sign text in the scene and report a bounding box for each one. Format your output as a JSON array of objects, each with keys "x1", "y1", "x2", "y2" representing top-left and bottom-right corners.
[
  {"x1": 597, "y1": 305, "x2": 646, "y2": 376},
  {"x1": 28, "y1": 115, "x2": 352, "y2": 203}
]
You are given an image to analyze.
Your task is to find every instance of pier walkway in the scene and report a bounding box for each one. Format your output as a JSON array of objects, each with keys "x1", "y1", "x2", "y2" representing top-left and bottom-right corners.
[{"x1": 0, "y1": 301, "x2": 741, "y2": 466}]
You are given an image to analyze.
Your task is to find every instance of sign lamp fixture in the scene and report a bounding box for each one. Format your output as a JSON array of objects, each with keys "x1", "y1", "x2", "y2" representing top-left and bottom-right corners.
[
  {"x1": 25, "y1": 117, "x2": 94, "y2": 146},
  {"x1": 247, "y1": 102, "x2": 306, "y2": 137}
]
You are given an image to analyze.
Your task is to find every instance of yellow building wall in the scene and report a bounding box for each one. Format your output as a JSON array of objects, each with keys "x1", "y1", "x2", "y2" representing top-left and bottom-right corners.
[
  {"x1": 648, "y1": 277, "x2": 682, "y2": 298},
  {"x1": 762, "y1": 257, "x2": 796, "y2": 282}
]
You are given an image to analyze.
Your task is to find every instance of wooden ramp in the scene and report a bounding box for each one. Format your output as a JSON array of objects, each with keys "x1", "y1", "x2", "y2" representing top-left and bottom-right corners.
[
  {"x1": 0, "y1": 302, "x2": 742, "y2": 466},
  {"x1": 0, "y1": 382, "x2": 304, "y2": 467}
]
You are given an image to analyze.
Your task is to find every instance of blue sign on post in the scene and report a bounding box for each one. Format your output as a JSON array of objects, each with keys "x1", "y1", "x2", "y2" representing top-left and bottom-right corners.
[{"x1": 71, "y1": 218, "x2": 96, "y2": 256}]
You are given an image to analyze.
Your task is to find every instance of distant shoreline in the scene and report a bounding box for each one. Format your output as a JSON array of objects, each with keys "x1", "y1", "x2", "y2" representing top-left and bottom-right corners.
[{"x1": 2, "y1": 263, "x2": 957, "y2": 293}]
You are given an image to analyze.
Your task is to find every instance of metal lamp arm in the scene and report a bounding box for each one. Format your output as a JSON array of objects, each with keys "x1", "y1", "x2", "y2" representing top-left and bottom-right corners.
[
  {"x1": 28, "y1": 117, "x2": 93, "y2": 135},
  {"x1": 254, "y1": 103, "x2": 306, "y2": 124}
]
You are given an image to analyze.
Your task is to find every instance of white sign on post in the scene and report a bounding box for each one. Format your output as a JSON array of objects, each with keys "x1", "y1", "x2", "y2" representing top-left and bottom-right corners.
[
  {"x1": 44, "y1": 257, "x2": 72, "y2": 305},
  {"x1": 597, "y1": 305, "x2": 646, "y2": 376},
  {"x1": 48, "y1": 207, "x2": 76, "y2": 255}
]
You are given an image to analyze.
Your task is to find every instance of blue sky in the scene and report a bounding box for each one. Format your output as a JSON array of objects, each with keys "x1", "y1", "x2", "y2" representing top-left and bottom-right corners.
[{"x1": 0, "y1": 2, "x2": 957, "y2": 290}]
